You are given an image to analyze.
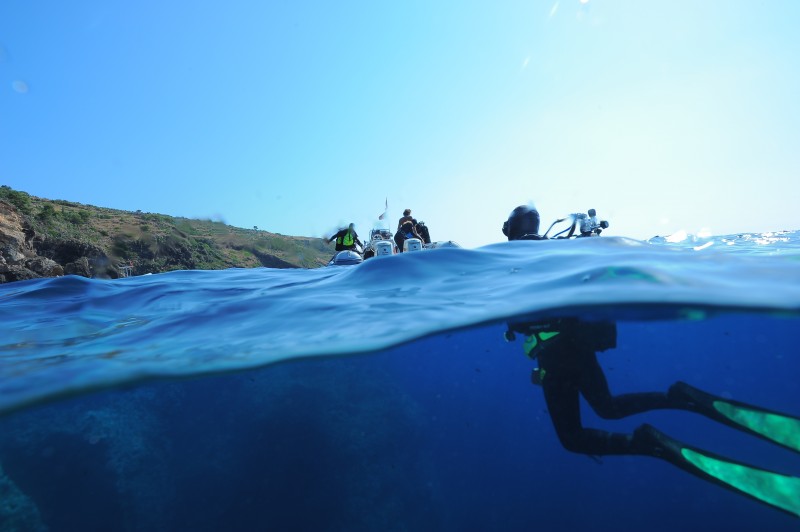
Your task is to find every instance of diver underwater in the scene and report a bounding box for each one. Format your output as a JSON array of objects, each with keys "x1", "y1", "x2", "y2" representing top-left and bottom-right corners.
[{"x1": 502, "y1": 205, "x2": 800, "y2": 519}]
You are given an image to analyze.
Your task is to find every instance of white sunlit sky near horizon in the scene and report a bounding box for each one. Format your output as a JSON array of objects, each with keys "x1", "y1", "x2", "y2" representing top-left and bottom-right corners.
[{"x1": 1, "y1": 1, "x2": 798, "y2": 249}]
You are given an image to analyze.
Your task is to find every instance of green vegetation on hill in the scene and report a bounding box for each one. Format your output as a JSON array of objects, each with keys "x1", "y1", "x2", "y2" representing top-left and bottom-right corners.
[{"x1": 0, "y1": 186, "x2": 333, "y2": 274}]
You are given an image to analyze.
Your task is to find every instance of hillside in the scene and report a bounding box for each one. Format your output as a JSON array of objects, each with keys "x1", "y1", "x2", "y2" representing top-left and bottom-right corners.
[{"x1": 0, "y1": 186, "x2": 334, "y2": 283}]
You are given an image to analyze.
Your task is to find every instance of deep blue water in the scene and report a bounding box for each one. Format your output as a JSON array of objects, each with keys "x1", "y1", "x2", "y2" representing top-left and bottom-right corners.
[{"x1": 1, "y1": 232, "x2": 799, "y2": 531}]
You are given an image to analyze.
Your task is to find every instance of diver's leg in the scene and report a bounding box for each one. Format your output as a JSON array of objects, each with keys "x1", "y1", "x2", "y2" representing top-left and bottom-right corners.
[
  {"x1": 668, "y1": 381, "x2": 800, "y2": 454},
  {"x1": 539, "y1": 361, "x2": 634, "y2": 456},
  {"x1": 631, "y1": 423, "x2": 800, "y2": 518},
  {"x1": 577, "y1": 350, "x2": 676, "y2": 419}
]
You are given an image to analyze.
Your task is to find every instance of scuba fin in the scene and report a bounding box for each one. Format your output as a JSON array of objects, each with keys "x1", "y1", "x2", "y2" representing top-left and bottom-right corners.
[
  {"x1": 633, "y1": 424, "x2": 800, "y2": 518},
  {"x1": 669, "y1": 381, "x2": 800, "y2": 454}
]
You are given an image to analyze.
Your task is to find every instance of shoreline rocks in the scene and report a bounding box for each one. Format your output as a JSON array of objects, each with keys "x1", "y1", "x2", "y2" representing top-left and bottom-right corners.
[{"x1": 0, "y1": 200, "x2": 112, "y2": 283}]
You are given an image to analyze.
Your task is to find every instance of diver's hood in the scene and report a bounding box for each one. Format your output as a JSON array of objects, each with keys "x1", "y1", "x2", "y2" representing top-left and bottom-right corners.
[{"x1": 503, "y1": 206, "x2": 541, "y2": 241}]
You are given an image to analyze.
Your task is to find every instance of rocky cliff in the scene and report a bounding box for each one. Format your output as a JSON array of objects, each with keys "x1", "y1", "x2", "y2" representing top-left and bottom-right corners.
[
  {"x1": 0, "y1": 187, "x2": 333, "y2": 283},
  {"x1": 0, "y1": 199, "x2": 66, "y2": 282}
]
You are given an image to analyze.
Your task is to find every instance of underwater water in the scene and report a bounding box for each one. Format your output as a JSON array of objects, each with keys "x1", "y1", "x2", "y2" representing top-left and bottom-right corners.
[{"x1": 1, "y1": 232, "x2": 799, "y2": 531}]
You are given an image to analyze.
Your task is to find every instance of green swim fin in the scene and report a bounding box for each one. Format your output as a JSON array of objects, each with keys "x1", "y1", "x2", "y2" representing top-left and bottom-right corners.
[
  {"x1": 633, "y1": 424, "x2": 800, "y2": 518},
  {"x1": 669, "y1": 381, "x2": 800, "y2": 454}
]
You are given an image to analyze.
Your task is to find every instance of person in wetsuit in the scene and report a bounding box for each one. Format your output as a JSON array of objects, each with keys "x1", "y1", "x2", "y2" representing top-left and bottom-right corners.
[
  {"x1": 503, "y1": 204, "x2": 800, "y2": 517},
  {"x1": 394, "y1": 220, "x2": 424, "y2": 252},
  {"x1": 397, "y1": 209, "x2": 414, "y2": 231},
  {"x1": 508, "y1": 316, "x2": 673, "y2": 456},
  {"x1": 415, "y1": 220, "x2": 431, "y2": 244},
  {"x1": 327, "y1": 223, "x2": 363, "y2": 252}
]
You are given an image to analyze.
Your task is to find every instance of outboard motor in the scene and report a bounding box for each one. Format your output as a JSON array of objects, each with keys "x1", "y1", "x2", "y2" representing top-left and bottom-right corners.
[
  {"x1": 375, "y1": 240, "x2": 394, "y2": 257},
  {"x1": 329, "y1": 250, "x2": 363, "y2": 266},
  {"x1": 403, "y1": 238, "x2": 423, "y2": 252}
]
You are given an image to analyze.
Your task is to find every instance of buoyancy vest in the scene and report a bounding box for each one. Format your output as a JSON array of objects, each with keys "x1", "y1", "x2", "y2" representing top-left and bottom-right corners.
[
  {"x1": 523, "y1": 331, "x2": 561, "y2": 359},
  {"x1": 342, "y1": 231, "x2": 355, "y2": 246},
  {"x1": 337, "y1": 231, "x2": 355, "y2": 247},
  {"x1": 515, "y1": 319, "x2": 617, "y2": 359}
]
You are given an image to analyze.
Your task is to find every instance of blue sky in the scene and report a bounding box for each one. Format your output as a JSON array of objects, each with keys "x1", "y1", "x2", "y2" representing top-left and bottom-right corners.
[{"x1": 2, "y1": 1, "x2": 798, "y2": 248}]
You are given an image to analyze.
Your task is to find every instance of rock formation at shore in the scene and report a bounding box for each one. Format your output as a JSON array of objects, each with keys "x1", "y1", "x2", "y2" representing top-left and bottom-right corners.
[
  {"x1": 0, "y1": 200, "x2": 67, "y2": 283},
  {"x1": 0, "y1": 188, "x2": 333, "y2": 283}
]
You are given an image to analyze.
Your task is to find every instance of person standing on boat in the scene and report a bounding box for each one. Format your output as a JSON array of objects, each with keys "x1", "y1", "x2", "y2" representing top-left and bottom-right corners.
[
  {"x1": 397, "y1": 208, "x2": 432, "y2": 244},
  {"x1": 327, "y1": 223, "x2": 362, "y2": 252},
  {"x1": 397, "y1": 208, "x2": 415, "y2": 231},
  {"x1": 502, "y1": 204, "x2": 800, "y2": 517}
]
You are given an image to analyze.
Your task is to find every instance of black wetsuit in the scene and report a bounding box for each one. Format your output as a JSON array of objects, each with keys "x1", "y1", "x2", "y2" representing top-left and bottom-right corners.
[
  {"x1": 329, "y1": 229, "x2": 361, "y2": 252},
  {"x1": 507, "y1": 317, "x2": 800, "y2": 517},
  {"x1": 514, "y1": 319, "x2": 688, "y2": 456},
  {"x1": 536, "y1": 330, "x2": 672, "y2": 455}
]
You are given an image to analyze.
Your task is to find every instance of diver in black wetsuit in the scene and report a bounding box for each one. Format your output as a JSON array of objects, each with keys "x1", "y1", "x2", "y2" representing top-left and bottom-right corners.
[
  {"x1": 503, "y1": 205, "x2": 800, "y2": 518},
  {"x1": 327, "y1": 223, "x2": 363, "y2": 252}
]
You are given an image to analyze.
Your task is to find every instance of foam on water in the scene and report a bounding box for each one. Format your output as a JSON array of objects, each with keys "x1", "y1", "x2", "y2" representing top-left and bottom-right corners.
[{"x1": 2, "y1": 232, "x2": 799, "y2": 416}]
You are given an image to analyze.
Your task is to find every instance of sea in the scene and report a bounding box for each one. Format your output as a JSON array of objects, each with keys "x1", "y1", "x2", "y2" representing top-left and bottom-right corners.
[{"x1": 1, "y1": 232, "x2": 799, "y2": 532}]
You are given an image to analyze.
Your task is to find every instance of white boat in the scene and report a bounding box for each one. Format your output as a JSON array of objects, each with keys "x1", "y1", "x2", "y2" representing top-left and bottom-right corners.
[
  {"x1": 362, "y1": 223, "x2": 461, "y2": 259},
  {"x1": 362, "y1": 228, "x2": 398, "y2": 259},
  {"x1": 327, "y1": 250, "x2": 363, "y2": 266},
  {"x1": 424, "y1": 240, "x2": 460, "y2": 250}
]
